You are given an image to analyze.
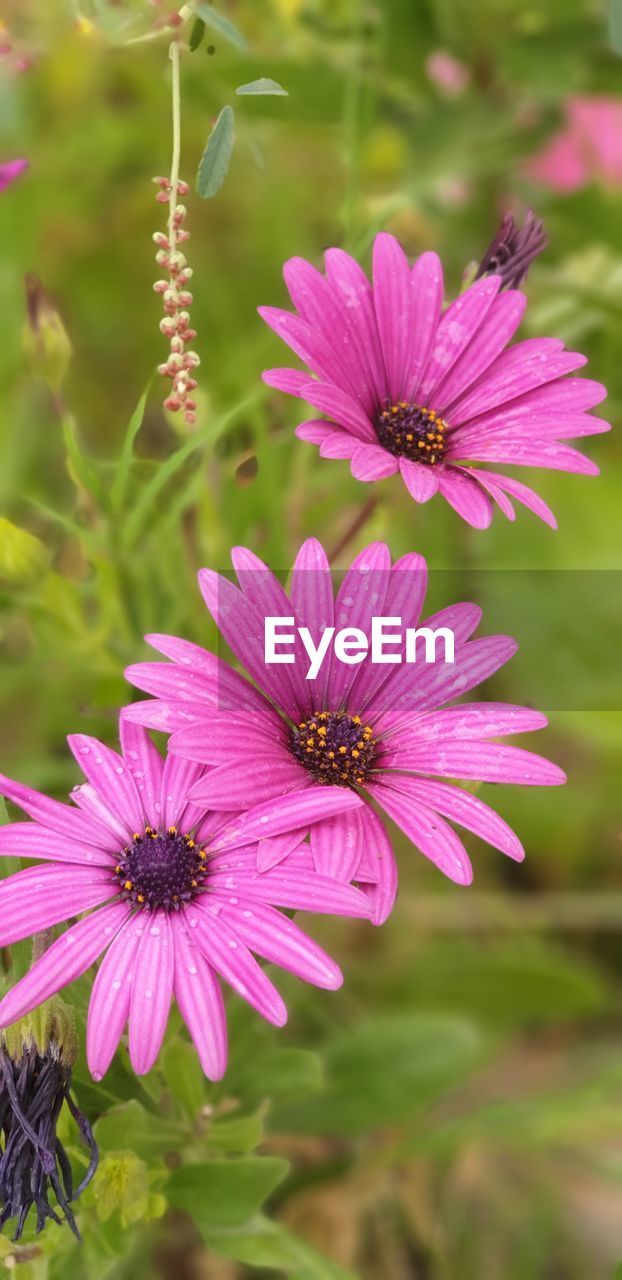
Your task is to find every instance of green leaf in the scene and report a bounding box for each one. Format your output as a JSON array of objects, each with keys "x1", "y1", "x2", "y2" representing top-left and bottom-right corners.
[
  {"x1": 196, "y1": 105, "x2": 235, "y2": 199},
  {"x1": 0, "y1": 516, "x2": 49, "y2": 583},
  {"x1": 111, "y1": 386, "x2": 149, "y2": 511},
  {"x1": 610, "y1": 0, "x2": 622, "y2": 52},
  {"x1": 205, "y1": 1215, "x2": 357, "y2": 1279},
  {"x1": 93, "y1": 1099, "x2": 181, "y2": 1159},
  {"x1": 194, "y1": 4, "x2": 247, "y2": 51},
  {"x1": 208, "y1": 1107, "x2": 264, "y2": 1155},
  {"x1": 236, "y1": 78, "x2": 288, "y2": 96},
  {"x1": 273, "y1": 1015, "x2": 481, "y2": 1137},
  {"x1": 161, "y1": 1039, "x2": 206, "y2": 1121},
  {"x1": 189, "y1": 15, "x2": 206, "y2": 51},
  {"x1": 227, "y1": 1045, "x2": 323, "y2": 1108},
  {"x1": 167, "y1": 1156, "x2": 289, "y2": 1229}
]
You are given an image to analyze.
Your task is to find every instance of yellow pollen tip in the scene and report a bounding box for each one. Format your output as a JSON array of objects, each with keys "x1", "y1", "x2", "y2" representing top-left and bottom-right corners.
[{"x1": 124, "y1": 880, "x2": 133, "y2": 891}]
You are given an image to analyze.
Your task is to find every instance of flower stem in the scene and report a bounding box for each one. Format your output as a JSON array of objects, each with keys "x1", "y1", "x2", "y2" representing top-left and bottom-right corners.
[
  {"x1": 328, "y1": 496, "x2": 378, "y2": 564},
  {"x1": 168, "y1": 39, "x2": 182, "y2": 248}
]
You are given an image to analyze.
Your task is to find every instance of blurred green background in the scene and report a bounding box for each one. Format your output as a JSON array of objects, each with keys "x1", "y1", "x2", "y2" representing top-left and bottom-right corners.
[{"x1": 1, "y1": 1, "x2": 622, "y2": 1277}]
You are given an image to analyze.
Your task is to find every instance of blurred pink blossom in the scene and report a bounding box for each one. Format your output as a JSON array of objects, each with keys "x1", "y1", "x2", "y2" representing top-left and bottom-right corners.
[
  {"x1": 0, "y1": 159, "x2": 28, "y2": 193},
  {"x1": 425, "y1": 50, "x2": 470, "y2": 99},
  {"x1": 526, "y1": 96, "x2": 622, "y2": 193}
]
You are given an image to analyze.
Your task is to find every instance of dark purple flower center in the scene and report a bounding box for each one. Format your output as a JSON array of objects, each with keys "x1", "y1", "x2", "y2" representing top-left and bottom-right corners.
[
  {"x1": 291, "y1": 711, "x2": 377, "y2": 788},
  {"x1": 114, "y1": 827, "x2": 208, "y2": 912},
  {"x1": 374, "y1": 400, "x2": 447, "y2": 465}
]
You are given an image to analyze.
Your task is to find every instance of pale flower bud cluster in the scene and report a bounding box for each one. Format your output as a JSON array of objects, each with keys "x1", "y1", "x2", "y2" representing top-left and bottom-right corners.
[{"x1": 152, "y1": 175, "x2": 199, "y2": 424}]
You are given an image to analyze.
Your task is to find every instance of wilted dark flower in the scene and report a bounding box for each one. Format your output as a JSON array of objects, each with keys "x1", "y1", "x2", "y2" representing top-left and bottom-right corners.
[
  {"x1": 475, "y1": 209, "x2": 548, "y2": 290},
  {"x1": 0, "y1": 1006, "x2": 98, "y2": 1241}
]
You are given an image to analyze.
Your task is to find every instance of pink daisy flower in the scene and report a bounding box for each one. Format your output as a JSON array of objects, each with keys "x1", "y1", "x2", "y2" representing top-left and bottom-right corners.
[
  {"x1": 525, "y1": 96, "x2": 622, "y2": 194},
  {"x1": 0, "y1": 159, "x2": 28, "y2": 193},
  {"x1": 124, "y1": 539, "x2": 566, "y2": 926},
  {"x1": 258, "y1": 232, "x2": 610, "y2": 529},
  {"x1": 0, "y1": 721, "x2": 368, "y2": 1081}
]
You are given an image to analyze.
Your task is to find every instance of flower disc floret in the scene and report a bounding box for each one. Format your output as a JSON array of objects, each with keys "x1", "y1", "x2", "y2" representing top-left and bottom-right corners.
[
  {"x1": 291, "y1": 711, "x2": 377, "y2": 787},
  {"x1": 113, "y1": 826, "x2": 208, "y2": 911}
]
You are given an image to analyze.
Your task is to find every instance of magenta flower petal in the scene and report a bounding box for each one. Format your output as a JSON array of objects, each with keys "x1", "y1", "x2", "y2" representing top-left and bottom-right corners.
[
  {"x1": 87, "y1": 918, "x2": 141, "y2": 1081},
  {"x1": 298, "y1": 381, "x2": 376, "y2": 442},
  {"x1": 309, "y1": 808, "x2": 363, "y2": 882},
  {"x1": 395, "y1": 777, "x2": 524, "y2": 861},
  {"x1": 324, "y1": 247, "x2": 387, "y2": 397},
  {"x1": 394, "y1": 740, "x2": 566, "y2": 784},
  {"x1": 70, "y1": 781, "x2": 132, "y2": 847},
  {"x1": 471, "y1": 470, "x2": 557, "y2": 529},
  {"x1": 67, "y1": 736, "x2": 145, "y2": 835},
  {"x1": 119, "y1": 718, "x2": 165, "y2": 822},
  {"x1": 355, "y1": 806, "x2": 398, "y2": 926},
  {"x1": 216, "y1": 900, "x2": 343, "y2": 990},
  {"x1": 370, "y1": 779, "x2": 474, "y2": 885},
  {"x1": 283, "y1": 257, "x2": 376, "y2": 407},
  {"x1": 372, "y1": 232, "x2": 412, "y2": 402},
  {"x1": 0, "y1": 771, "x2": 111, "y2": 847},
  {"x1": 0, "y1": 822, "x2": 112, "y2": 866},
  {"x1": 259, "y1": 234, "x2": 608, "y2": 528},
  {"x1": 399, "y1": 457, "x2": 439, "y2": 502},
  {"x1": 263, "y1": 367, "x2": 312, "y2": 395},
  {"x1": 209, "y1": 787, "x2": 362, "y2": 853},
  {"x1": 407, "y1": 250, "x2": 444, "y2": 396},
  {"x1": 351, "y1": 444, "x2": 400, "y2": 480},
  {"x1": 433, "y1": 291, "x2": 526, "y2": 412},
  {"x1": 257, "y1": 829, "x2": 306, "y2": 873},
  {"x1": 0, "y1": 864, "x2": 114, "y2": 947},
  {"x1": 189, "y1": 901, "x2": 288, "y2": 1027},
  {"x1": 418, "y1": 275, "x2": 500, "y2": 403},
  {"x1": 171, "y1": 915, "x2": 227, "y2": 1080},
  {"x1": 129, "y1": 913, "x2": 175, "y2": 1075},
  {"x1": 207, "y1": 867, "x2": 372, "y2": 918},
  {"x1": 437, "y1": 467, "x2": 494, "y2": 528},
  {"x1": 192, "y1": 757, "x2": 306, "y2": 809},
  {"x1": 0, "y1": 902, "x2": 129, "y2": 1029}
]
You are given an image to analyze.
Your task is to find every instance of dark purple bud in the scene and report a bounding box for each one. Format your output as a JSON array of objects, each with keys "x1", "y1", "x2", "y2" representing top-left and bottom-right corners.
[
  {"x1": 476, "y1": 209, "x2": 548, "y2": 290},
  {"x1": 0, "y1": 1038, "x2": 98, "y2": 1241}
]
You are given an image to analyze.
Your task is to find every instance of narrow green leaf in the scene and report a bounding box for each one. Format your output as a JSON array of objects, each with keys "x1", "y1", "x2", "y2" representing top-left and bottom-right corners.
[
  {"x1": 194, "y1": 3, "x2": 247, "y2": 51},
  {"x1": 189, "y1": 16, "x2": 206, "y2": 51},
  {"x1": 111, "y1": 386, "x2": 149, "y2": 511},
  {"x1": 62, "y1": 415, "x2": 109, "y2": 511},
  {"x1": 610, "y1": 0, "x2": 622, "y2": 52},
  {"x1": 196, "y1": 105, "x2": 235, "y2": 199},
  {"x1": 167, "y1": 1156, "x2": 289, "y2": 1229},
  {"x1": 236, "y1": 78, "x2": 288, "y2": 96},
  {"x1": 121, "y1": 390, "x2": 264, "y2": 549}
]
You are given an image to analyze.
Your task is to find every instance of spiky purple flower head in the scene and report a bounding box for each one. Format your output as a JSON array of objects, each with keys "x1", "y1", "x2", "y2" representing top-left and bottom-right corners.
[
  {"x1": 0, "y1": 721, "x2": 368, "y2": 1081},
  {"x1": 475, "y1": 209, "x2": 548, "y2": 291},
  {"x1": 258, "y1": 231, "x2": 610, "y2": 529},
  {"x1": 124, "y1": 539, "x2": 566, "y2": 926},
  {"x1": 0, "y1": 1005, "x2": 97, "y2": 1241}
]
